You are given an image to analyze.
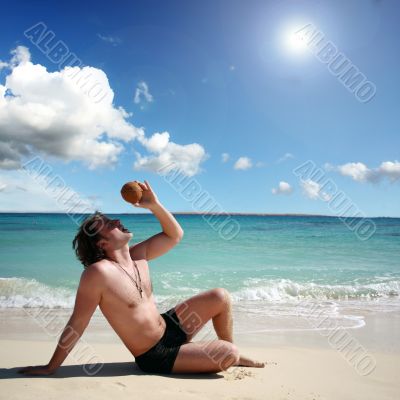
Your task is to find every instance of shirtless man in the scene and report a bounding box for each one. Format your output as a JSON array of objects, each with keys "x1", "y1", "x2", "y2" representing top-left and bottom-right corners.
[{"x1": 18, "y1": 180, "x2": 264, "y2": 375}]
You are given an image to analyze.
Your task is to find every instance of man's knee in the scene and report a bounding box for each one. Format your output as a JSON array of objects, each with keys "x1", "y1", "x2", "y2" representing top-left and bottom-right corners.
[
  {"x1": 211, "y1": 288, "x2": 231, "y2": 308},
  {"x1": 218, "y1": 342, "x2": 239, "y2": 370}
]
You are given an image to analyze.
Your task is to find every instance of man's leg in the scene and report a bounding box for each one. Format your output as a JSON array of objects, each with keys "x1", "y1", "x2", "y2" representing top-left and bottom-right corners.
[
  {"x1": 173, "y1": 288, "x2": 232, "y2": 342},
  {"x1": 172, "y1": 340, "x2": 239, "y2": 373},
  {"x1": 173, "y1": 288, "x2": 265, "y2": 368}
]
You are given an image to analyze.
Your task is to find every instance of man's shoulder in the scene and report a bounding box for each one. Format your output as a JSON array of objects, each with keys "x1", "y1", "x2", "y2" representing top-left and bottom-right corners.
[{"x1": 83, "y1": 260, "x2": 110, "y2": 279}]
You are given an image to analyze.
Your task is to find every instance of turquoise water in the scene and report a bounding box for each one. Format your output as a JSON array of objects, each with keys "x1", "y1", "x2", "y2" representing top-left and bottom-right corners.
[{"x1": 1, "y1": 213, "x2": 399, "y2": 329}]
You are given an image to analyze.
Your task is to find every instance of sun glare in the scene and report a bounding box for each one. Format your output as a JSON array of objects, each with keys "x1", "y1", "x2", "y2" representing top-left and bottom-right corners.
[
  {"x1": 286, "y1": 29, "x2": 309, "y2": 53},
  {"x1": 281, "y1": 21, "x2": 312, "y2": 55}
]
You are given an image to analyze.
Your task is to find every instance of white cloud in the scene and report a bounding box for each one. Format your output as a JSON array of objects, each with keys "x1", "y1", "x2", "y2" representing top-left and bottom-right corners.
[
  {"x1": 97, "y1": 33, "x2": 122, "y2": 46},
  {"x1": 221, "y1": 153, "x2": 229, "y2": 163},
  {"x1": 337, "y1": 162, "x2": 372, "y2": 182},
  {"x1": 379, "y1": 161, "x2": 400, "y2": 182},
  {"x1": 301, "y1": 179, "x2": 331, "y2": 201},
  {"x1": 0, "y1": 47, "x2": 31, "y2": 72},
  {"x1": 0, "y1": 46, "x2": 145, "y2": 170},
  {"x1": 336, "y1": 161, "x2": 400, "y2": 183},
  {"x1": 0, "y1": 61, "x2": 8, "y2": 71},
  {"x1": 272, "y1": 181, "x2": 293, "y2": 195},
  {"x1": 234, "y1": 156, "x2": 252, "y2": 170},
  {"x1": 10, "y1": 46, "x2": 31, "y2": 66},
  {"x1": 0, "y1": 46, "x2": 208, "y2": 180},
  {"x1": 134, "y1": 131, "x2": 208, "y2": 177},
  {"x1": 0, "y1": 46, "x2": 31, "y2": 71},
  {"x1": 277, "y1": 152, "x2": 294, "y2": 163},
  {"x1": 134, "y1": 81, "x2": 153, "y2": 106}
]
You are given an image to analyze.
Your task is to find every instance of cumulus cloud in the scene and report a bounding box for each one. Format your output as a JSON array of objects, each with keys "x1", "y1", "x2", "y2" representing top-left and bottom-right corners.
[
  {"x1": 134, "y1": 81, "x2": 153, "y2": 106},
  {"x1": 0, "y1": 46, "x2": 32, "y2": 72},
  {"x1": 301, "y1": 179, "x2": 331, "y2": 201},
  {"x1": 0, "y1": 141, "x2": 29, "y2": 169},
  {"x1": 0, "y1": 46, "x2": 207, "y2": 176},
  {"x1": 221, "y1": 153, "x2": 229, "y2": 163},
  {"x1": 234, "y1": 156, "x2": 252, "y2": 170},
  {"x1": 0, "y1": 46, "x2": 144, "y2": 170},
  {"x1": 337, "y1": 162, "x2": 373, "y2": 182},
  {"x1": 272, "y1": 181, "x2": 293, "y2": 195},
  {"x1": 336, "y1": 161, "x2": 400, "y2": 183},
  {"x1": 0, "y1": 60, "x2": 9, "y2": 71},
  {"x1": 134, "y1": 131, "x2": 208, "y2": 177},
  {"x1": 10, "y1": 46, "x2": 30, "y2": 66},
  {"x1": 379, "y1": 161, "x2": 400, "y2": 182}
]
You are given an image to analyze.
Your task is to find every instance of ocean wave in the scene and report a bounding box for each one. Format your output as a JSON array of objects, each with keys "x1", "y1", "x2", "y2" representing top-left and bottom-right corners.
[
  {"x1": 1, "y1": 276, "x2": 400, "y2": 309},
  {"x1": 0, "y1": 277, "x2": 75, "y2": 308},
  {"x1": 231, "y1": 278, "x2": 400, "y2": 302}
]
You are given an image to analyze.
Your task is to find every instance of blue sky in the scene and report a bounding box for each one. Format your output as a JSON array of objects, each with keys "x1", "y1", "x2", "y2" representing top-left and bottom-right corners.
[{"x1": 0, "y1": 0, "x2": 399, "y2": 216}]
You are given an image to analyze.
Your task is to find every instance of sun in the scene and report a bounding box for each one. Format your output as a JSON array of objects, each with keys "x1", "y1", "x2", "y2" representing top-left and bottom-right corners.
[
  {"x1": 280, "y1": 21, "x2": 312, "y2": 55},
  {"x1": 285, "y1": 29, "x2": 309, "y2": 53}
]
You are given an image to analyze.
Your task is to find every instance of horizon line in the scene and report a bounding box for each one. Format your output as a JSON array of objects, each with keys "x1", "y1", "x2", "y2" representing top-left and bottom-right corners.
[{"x1": 0, "y1": 211, "x2": 398, "y2": 219}]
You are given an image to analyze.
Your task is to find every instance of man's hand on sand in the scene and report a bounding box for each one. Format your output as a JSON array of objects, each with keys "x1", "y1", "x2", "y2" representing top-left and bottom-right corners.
[
  {"x1": 132, "y1": 180, "x2": 159, "y2": 210},
  {"x1": 18, "y1": 364, "x2": 55, "y2": 376}
]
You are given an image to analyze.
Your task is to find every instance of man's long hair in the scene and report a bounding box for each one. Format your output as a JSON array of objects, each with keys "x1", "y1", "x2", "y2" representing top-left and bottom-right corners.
[{"x1": 72, "y1": 211, "x2": 106, "y2": 268}]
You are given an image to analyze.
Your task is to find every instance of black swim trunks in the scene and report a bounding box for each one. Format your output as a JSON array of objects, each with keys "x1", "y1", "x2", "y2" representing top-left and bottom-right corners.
[{"x1": 135, "y1": 307, "x2": 187, "y2": 374}]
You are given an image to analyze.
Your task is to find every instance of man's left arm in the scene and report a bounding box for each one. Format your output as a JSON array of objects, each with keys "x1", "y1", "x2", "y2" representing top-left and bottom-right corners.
[
  {"x1": 18, "y1": 267, "x2": 103, "y2": 376},
  {"x1": 129, "y1": 180, "x2": 184, "y2": 261}
]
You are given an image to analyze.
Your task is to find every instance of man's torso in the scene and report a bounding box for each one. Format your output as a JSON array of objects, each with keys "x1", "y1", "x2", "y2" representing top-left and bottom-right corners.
[{"x1": 95, "y1": 258, "x2": 166, "y2": 356}]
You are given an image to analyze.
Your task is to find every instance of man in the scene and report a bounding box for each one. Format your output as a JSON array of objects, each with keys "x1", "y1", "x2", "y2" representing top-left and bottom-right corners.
[{"x1": 19, "y1": 180, "x2": 264, "y2": 375}]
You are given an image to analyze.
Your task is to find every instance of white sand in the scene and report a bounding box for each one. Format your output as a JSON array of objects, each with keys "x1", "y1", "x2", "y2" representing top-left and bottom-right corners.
[
  {"x1": 1, "y1": 339, "x2": 399, "y2": 400},
  {"x1": 1, "y1": 308, "x2": 399, "y2": 399}
]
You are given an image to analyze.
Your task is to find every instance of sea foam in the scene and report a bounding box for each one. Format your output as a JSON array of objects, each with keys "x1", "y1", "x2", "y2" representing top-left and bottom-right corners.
[{"x1": 1, "y1": 276, "x2": 399, "y2": 309}]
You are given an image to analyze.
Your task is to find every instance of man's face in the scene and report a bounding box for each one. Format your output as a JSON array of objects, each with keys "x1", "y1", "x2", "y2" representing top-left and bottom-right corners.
[{"x1": 96, "y1": 216, "x2": 133, "y2": 252}]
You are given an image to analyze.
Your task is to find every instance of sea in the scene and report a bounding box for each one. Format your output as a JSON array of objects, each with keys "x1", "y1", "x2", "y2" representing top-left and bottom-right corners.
[{"x1": 1, "y1": 213, "x2": 399, "y2": 334}]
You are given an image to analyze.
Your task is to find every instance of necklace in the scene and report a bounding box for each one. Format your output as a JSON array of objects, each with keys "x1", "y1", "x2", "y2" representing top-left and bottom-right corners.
[{"x1": 112, "y1": 259, "x2": 143, "y2": 298}]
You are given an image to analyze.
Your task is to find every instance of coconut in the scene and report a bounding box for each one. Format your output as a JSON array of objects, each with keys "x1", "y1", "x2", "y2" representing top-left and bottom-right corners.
[{"x1": 120, "y1": 181, "x2": 143, "y2": 204}]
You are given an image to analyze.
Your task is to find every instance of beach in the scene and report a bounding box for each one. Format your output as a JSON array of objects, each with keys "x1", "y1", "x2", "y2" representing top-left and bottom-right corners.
[
  {"x1": 0, "y1": 308, "x2": 399, "y2": 400},
  {"x1": 1, "y1": 213, "x2": 399, "y2": 398},
  {"x1": 1, "y1": 0, "x2": 399, "y2": 396}
]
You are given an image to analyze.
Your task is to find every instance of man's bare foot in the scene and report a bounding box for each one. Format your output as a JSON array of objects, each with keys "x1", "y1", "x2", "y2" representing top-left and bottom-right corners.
[{"x1": 235, "y1": 354, "x2": 265, "y2": 368}]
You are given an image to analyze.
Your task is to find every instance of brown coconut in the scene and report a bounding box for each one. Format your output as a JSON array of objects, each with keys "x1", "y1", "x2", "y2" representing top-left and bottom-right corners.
[{"x1": 120, "y1": 181, "x2": 143, "y2": 204}]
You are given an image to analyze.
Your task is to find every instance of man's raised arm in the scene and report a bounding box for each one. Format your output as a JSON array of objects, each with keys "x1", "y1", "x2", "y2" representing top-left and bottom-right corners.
[
  {"x1": 18, "y1": 266, "x2": 103, "y2": 375},
  {"x1": 129, "y1": 180, "x2": 184, "y2": 261}
]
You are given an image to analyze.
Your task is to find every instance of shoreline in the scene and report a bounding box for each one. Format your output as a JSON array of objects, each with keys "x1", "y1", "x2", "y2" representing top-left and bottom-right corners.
[{"x1": 1, "y1": 305, "x2": 399, "y2": 353}]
